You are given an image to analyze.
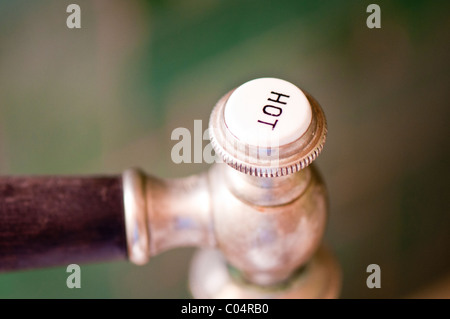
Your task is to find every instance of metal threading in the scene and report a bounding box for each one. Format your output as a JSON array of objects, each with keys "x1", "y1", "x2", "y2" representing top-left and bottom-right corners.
[{"x1": 209, "y1": 89, "x2": 327, "y2": 177}]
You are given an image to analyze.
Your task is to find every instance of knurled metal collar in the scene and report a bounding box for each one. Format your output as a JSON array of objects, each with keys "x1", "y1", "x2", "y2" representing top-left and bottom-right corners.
[{"x1": 209, "y1": 78, "x2": 327, "y2": 177}]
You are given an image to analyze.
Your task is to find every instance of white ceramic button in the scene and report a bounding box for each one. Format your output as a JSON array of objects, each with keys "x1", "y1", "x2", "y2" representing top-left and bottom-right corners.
[{"x1": 224, "y1": 78, "x2": 312, "y2": 148}]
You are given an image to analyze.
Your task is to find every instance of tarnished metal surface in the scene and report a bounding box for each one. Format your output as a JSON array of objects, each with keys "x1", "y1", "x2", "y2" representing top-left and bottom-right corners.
[
  {"x1": 209, "y1": 163, "x2": 328, "y2": 286},
  {"x1": 123, "y1": 79, "x2": 338, "y2": 298},
  {"x1": 145, "y1": 172, "x2": 215, "y2": 256},
  {"x1": 189, "y1": 245, "x2": 341, "y2": 299}
]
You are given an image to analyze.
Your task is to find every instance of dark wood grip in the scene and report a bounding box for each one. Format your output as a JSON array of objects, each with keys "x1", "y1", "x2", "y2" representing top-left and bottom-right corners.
[{"x1": 0, "y1": 176, "x2": 127, "y2": 272}]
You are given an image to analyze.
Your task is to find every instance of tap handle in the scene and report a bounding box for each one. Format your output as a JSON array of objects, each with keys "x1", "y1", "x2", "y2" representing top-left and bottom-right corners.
[{"x1": 0, "y1": 175, "x2": 127, "y2": 272}]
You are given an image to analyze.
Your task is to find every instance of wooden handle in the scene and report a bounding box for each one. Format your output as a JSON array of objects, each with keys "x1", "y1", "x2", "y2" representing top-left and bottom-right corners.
[{"x1": 0, "y1": 176, "x2": 127, "y2": 272}]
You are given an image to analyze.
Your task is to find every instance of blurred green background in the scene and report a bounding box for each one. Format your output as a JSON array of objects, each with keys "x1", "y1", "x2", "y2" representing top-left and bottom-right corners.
[{"x1": 0, "y1": 0, "x2": 449, "y2": 298}]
